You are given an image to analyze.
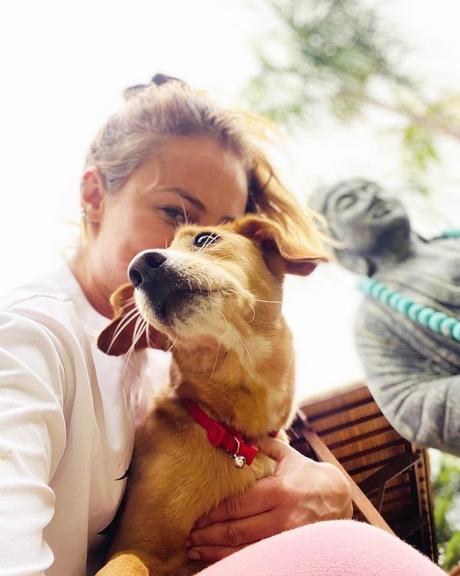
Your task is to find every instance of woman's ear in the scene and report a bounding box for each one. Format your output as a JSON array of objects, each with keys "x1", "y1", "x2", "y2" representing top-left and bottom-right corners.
[
  {"x1": 97, "y1": 283, "x2": 169, "y2": 356},
  {"x1": 233, "y1": 215, "x2": 329, "y2": 277},
  {"x1": 81, "y1": 167, "x2": 106, "y2": 224}
]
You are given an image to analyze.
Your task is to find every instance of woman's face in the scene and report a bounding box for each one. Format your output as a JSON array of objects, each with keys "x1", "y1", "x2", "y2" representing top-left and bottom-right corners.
[{"x1": 86, "y1": 136, "x2": 248, "y2": 311}]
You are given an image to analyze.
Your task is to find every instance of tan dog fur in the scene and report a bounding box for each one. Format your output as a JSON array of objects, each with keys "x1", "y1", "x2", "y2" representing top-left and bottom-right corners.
[{"x1": 95, "y1": 215, "x2": 328, "y2": 576}]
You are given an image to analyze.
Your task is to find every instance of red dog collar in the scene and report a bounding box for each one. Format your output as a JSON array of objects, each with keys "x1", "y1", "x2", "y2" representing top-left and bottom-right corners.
[{"x1": 183, "y1": 399, "x2": 259, "y2": 468}]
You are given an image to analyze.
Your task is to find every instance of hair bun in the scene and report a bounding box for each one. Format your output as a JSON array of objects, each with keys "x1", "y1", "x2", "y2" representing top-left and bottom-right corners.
[
  {"x1": 123, "y1": 74, "x2": 185, "y2": 100},
  {"x1": 151, "y1": 73, "x2": 184, "y2": 86}
]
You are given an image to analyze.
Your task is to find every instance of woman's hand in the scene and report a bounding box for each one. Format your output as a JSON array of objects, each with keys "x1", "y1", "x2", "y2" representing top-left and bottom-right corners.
[{"x1": 186, "y1": 437, "x2": 353, "y2": 563}]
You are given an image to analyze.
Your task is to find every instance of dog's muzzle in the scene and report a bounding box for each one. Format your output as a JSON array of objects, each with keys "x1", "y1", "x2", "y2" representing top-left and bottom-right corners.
[{"x1": 128, "y1": 250, "x2": 198, "y2": 323}]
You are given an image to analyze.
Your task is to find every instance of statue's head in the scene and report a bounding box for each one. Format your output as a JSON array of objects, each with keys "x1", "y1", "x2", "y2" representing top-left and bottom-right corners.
[{"x1": 310, "y1": 179, "x2": 411, "y2": 275}]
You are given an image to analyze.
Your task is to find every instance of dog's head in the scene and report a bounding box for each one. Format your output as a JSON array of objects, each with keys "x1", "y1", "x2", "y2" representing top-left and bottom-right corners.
[{"x1": 98, "y1": 215, "x2": 328, "y2": 358}]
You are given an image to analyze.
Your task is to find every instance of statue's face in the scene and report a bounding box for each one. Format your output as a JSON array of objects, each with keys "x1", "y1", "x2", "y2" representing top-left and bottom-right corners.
[{"x1": 325, "y1": 180, "x2": 410, "y2": 254}]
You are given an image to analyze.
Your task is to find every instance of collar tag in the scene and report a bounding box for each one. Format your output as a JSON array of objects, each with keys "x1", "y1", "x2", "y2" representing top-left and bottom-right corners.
[{"x1": 184, "y1": 399, "x2": 259, "y2": 468}]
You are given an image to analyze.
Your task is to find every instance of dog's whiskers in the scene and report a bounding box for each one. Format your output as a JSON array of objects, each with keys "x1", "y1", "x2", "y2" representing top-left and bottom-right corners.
[
  {"x1": 178, "y1": 197, "x2": 191, "y2": 227},
  {"x1": 217, "y1": 307, "x2": 254, "y2": 364},
  {"x1": 124, "y1": 315, "x2": 147, "y2": 363},
  {"x1": 222, "y1": 287, "x2": 256, "y2": 323},
  {"x1": 237, "y1": 333, "x2": 254, "y2": 365},
  {"x1": 245, "y1": 298, "x2": 256, "y2": 323},
  {"x1": 195, "y1": 272, "x2": 213, "y2": 294},
  {"x1": 145, "y1": 325, "x2": 153, "y2": 348},
  {"x1": 218, "y1": 309, "x2": 230, "y2": 332},
  {"x1": 107, "y1": 307, "x2": 140, "y2": 354},
  {"x1": 207, "y1": 342, "x2": 221, "y2": 385},
  {"x1": 133, "y1": 317, "x2": 148, "y2": 348},
  {"x1": 185, "y1": 275, "x2": 193, "y2": 292},
  {"x1": 167, "y1": 337, "x2": 177, "y2": 353},
  {"x1": 119, "y1": 315, "x2": 146, "y2": 382},
  {"x1": 183, "y1": 271, "x2": 214, "y2": 296},
  {"x1": 197, "y1": 234, "x2": 216, "y2": 255}
]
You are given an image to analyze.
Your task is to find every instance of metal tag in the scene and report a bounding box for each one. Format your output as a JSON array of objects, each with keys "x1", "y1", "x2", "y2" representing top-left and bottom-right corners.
[{"x1": 233, "y1": 455, "x2": 246, "y2": 469}]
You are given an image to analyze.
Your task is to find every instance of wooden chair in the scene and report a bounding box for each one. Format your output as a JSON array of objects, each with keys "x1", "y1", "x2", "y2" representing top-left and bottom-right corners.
[{"x1": 288, "y1": 381, "x2": 437, "y2": 562}]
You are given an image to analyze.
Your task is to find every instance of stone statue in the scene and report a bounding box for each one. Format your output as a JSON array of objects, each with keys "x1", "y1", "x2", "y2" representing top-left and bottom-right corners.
[{"x1": 310, "y1": 178, "x2": 460, "y2": 456}]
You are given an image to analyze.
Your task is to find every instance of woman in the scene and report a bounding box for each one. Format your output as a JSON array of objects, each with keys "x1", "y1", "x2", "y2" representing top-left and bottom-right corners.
[{"x1": 0, "y1": 76, "x2": 443, "y2": 576}]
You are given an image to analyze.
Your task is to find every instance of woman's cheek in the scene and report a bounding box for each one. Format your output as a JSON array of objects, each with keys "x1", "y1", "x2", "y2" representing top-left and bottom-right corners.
[{"x1": 128, "y1": 224, "x2": 175, "y2": 256}]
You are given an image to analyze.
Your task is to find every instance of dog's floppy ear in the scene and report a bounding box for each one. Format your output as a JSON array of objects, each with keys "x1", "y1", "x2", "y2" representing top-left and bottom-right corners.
[
  {"x1": 97, "y1": 283, "x2": 169, "y2": 356},
  {"x1": 233, "y1": 215, "x2": 328, "y2": 276}
]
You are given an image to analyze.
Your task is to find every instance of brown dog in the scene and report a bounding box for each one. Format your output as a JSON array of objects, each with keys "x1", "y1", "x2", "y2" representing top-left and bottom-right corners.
[{"x1": 95, "y1": 215, "x2": 327, "y2": 576}]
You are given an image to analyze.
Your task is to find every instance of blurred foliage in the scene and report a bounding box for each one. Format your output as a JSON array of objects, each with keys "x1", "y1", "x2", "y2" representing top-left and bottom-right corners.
[
  {"x1": 433, "y1": 453, "x2": 460, "y2": 570},
  {"x1": 402, "y1": 124, "x2": 440, "y2": 195},
  {"x1": 246, "y1": 0, "x2": 460, "y2": 193}
]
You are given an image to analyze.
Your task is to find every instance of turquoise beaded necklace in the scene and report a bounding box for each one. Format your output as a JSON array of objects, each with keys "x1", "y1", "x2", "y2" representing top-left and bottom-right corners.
[{"x1": 358, "y1": 230, "x2": 460, "y2": 343}]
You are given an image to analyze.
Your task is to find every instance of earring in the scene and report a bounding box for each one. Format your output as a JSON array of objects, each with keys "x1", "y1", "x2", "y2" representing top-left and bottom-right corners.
[{"x1": 81, "y1": 206, "x2": 97, "y2": 224}]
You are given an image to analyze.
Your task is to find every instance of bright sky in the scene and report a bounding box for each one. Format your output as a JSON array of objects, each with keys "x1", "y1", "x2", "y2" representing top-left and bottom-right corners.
[{"x1": 1, "y1": 0, "x2": 459, "y2": 400}]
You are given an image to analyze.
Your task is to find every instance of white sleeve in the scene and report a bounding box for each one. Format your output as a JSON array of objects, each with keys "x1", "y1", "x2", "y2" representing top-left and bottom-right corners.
[{"x1": 0, "y1": 313, "x2": 67, "y2": 576}]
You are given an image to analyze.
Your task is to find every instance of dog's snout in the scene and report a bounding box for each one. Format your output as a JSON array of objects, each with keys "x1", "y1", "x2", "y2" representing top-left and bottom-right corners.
[{"x1": 128, "y1": 251, "x2": 167, "y2": 288}]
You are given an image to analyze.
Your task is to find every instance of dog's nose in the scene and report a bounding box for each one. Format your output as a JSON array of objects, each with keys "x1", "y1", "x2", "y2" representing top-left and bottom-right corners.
[{"x1": 128, "y1": 251, "x2": 167, "y2": 288}]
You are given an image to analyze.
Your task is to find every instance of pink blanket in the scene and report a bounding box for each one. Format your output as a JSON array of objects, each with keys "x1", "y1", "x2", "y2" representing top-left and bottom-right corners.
[{"x1": 199, "y1": 520, "x2": 445, "y2": 576}]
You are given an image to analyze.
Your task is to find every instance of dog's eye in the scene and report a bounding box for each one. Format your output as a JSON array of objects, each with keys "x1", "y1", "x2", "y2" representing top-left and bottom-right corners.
[{"x1": 193, "y1": 232, "x2": 221, "y2": 249}]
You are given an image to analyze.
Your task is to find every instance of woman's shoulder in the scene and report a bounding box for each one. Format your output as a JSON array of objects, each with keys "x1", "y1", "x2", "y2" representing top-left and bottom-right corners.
[
  {"x1": 2, "y1": 267, "x2": 76, "y2": 332},
  {"x1": 0, "y1": 263, "x2": 102, "y2": 415},
  {"x1": 0, "y1": 261, "x2": 106, "y2": 343}
]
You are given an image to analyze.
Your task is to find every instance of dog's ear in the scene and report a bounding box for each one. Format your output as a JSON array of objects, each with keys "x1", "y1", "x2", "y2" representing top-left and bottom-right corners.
[
  {"x1": 97, "y1": 283, "x2": 169, "y2": 356},
  {"x1": 233, "y1": 215, "x2": 328, "y2": 277}
]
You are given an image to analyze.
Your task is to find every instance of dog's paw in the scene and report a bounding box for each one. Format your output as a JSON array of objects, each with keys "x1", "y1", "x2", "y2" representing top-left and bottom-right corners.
[
  {"x1": 96, "y1": 551, "x2": 150, "y2": 576},
  {"x1": 253, "y1": 451, "x2": 277, "y2": 478},
  {"x1": 273, "y1": 429, "x2": 289, "y2": 444}
]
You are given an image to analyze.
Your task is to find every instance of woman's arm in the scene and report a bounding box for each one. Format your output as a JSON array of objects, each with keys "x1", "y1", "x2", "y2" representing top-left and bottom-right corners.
[{"x1": 0, "y1": 313, "x2": 67, "y2": 575}]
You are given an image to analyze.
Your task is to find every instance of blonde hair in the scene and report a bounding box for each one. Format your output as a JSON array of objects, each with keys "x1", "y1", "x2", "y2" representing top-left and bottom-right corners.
[{"x1": 85, "y1": 77, "x2": 327, "y2": 254}]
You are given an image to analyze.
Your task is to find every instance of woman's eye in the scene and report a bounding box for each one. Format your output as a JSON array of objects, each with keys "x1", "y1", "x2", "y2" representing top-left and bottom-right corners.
[
  {"x1": 161, "y1": 207, "x2": 190, "y2": 226},
  {"x1": 193, "y1": 232, "x2": 221, "y2": 249}
]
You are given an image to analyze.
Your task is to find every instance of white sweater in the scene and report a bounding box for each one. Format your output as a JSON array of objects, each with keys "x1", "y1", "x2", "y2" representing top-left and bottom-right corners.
[{"x1": 0, "y1": 263, "x2": 170, "y2": 575}]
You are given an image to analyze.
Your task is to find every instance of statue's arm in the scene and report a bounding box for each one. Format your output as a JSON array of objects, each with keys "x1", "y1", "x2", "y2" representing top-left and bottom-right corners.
[{"x1": 354, "y1": 303, "x2": 460, "y2": 457}]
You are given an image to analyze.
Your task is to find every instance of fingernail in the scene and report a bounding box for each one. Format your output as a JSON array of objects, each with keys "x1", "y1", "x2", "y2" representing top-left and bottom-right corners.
[
  {"x1": 187, "y1": 550, "x2": 201, "y2": 560},
  {"x1": 185, "y1": 539, "x2": 191, "y2": 548}
]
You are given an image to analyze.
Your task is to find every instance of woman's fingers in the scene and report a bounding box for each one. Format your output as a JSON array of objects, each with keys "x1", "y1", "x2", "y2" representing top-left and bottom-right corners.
[
  {"x1": 187, "y1": 509, "x2": 284, "y2": 562},
  {"x1": 257, "y1": 436, "x2": 292, "y2": 463},
  {"x1": 186, "y1": 544, "x2": 244, "y2": 563},
  {"x1": 193, "y1": 475, "x2": 277, "y2": 528}
]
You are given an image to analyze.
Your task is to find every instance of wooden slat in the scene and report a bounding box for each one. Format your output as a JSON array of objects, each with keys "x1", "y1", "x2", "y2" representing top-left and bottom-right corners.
[
  {"x1": 298, "y1": 425, "x2": 394, "y2": 535},
  {"x1": 307, "y1": 395, "x2": 375, "y2": 422},
  {"x1": 320, "y1": 423, "x2": 402, "y2": 460},
  {"x1": 327, "y1": 424, "x2": 394, "y2": 450},
  {"x1": 358, "y1": 453, "x2": 419, "y2": 495},
  {"x1": 292, "y1": 383, "x2": 437, "y2": 562},
  {"x1": 346, "y1": 451, "x2": 411, "y2": 477},
  {"x1": 301, "y1": 383, "x2": 372, "y2": 417},
  {"x1": 336, "y1": 438, "x2": 407, "y2": 463},
  {"x1": 308, "y1": 406, "x2": 384, "y2": 435}
]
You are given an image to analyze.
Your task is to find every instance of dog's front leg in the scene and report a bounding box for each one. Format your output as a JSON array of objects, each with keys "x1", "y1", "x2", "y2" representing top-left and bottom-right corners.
[
  {"x1": 252, "y1": 451, "x2": 277, "y2": 478},
  {"x1": 250, "y1": 433, "x2": 291, "y2": 478},
  {"x1": 95, "y1": 549, "x2": 152, "y2": 575}
]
